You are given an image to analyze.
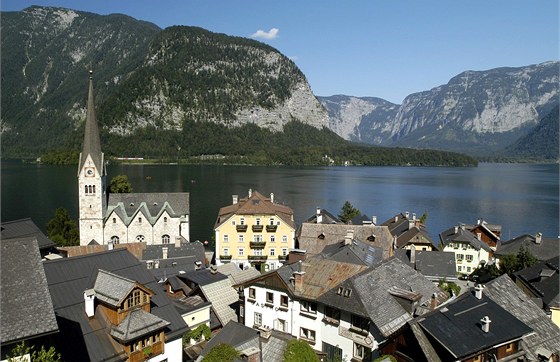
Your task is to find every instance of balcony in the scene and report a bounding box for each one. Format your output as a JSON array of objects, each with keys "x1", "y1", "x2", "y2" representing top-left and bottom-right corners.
[
  {"x1": 219, "y1": 255, "x2": 232, "y2": 260},
  {"x1": 250, "y1": 241, "x2": 266, "y2": 249},
  {"x1": 248, "y1": 255, "x2": 268, "y2": 262},
  {"x1": 278, "y1": 255, "x2": 288, "y2": 261},
  {"x1": 252, "y1": 225, "x2": 264, "y2": 232},
  {"x1": 129, "y1": 341, "x2": 163, "y2": 362},
  {"x1": 266, "y1": 225, "x2": 278, "y2": 232},
  {"x1": 236, "y1": 224, "x2": 248, "y2": 232}
]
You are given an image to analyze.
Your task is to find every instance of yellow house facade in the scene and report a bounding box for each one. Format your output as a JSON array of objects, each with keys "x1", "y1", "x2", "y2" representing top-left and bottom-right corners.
[{"x1": 214, "y1": 190, "x2": 296, "y2": 272}]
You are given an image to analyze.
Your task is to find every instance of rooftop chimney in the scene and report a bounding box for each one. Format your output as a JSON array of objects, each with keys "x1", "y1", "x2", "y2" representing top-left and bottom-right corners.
[
  {"x1": 372, "y1": 215, "x2": 377, "y2": 225},
  {"x1": 194, "y1": 261, "x2": 202, "y2": 270},
  {"x1": 410, "y1": 245, "x2": 416, "y2": 264},
  {"x1": 293, "y1": 260, "x2": 305, "y2": 293},
  {"x1": 175, "y1": 237, "x2": 181, "y2": 248},
  {"x1": 535, "y1": 232, "x2": 542, "y2": 244},
  {"x1": 430, "y1": 293, "x2": 438, "y2": 310},
  {"x1": 107, "y1": 241, "x2": 114, "y2": 250},
  {"x1": 210, "y1": 264, "x2": 218, "y2": 274},
  {"x1": 316, "y1": 207, "x2": 323, "y2": 224},
  {"x1": 474, "y1": 284, "x2": 484, "y2": 299},
  {"x1": 248, "y1": 188, "x2": 252, "y2": 197},
  {"x1": 408, "y1": 219, "x2": 415, "y2": 230},
  {"x1": 454, "y1": 226, "x2": 459, "y2": 234},
  {"x1": 241, "y1": 347, "x2": 260, "y2": 362},
  {"x1": 405, "y1": 211, "x2": 410, "y2": 219},
  {"x1": 270, "y1": 193, "x2": 274, "y2": 203},
  {"x1": 162, "y1": 247, "x2": 168, "y2": 260},
  {"x1": 232, "y1": 195, "x2": 238, "y2": 204},
  {"x1": 412, "y1": 213, "x2": 417, "y2": 221},
  {"x1": 84, "y1": 289, "x2": 95, "y2": 318},
  {"x1": 480, "y1": 316, "x2": 491, "y2": 333},
  {"x1": 344, "y1": 230, "x2": 354, "y2": 246}
]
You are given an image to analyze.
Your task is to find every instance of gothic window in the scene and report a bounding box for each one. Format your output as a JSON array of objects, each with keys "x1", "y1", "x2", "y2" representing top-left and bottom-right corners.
[
  {"x1": 84, "y1": 186, "x2": 88, "y2": 194},
  {"x1": 92, "y1": 185, "x2": 95, "y2": 193},
  {"x1": 162, "y1": 235, "x2": 170, "y2": 244},
  {"x1": 111, "y1": 236, "x2": 119, "y2": 244}
]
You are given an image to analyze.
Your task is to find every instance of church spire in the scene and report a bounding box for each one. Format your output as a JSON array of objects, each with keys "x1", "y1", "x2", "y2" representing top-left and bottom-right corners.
[{"x1": 79, "y1": 68, "x2": 103, "y2": 173}]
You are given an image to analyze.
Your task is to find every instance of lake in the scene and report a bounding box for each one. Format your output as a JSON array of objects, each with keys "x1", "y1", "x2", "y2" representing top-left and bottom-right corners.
[{"x1": 1, "y1": 161, "x2": 558, "y2": 243}]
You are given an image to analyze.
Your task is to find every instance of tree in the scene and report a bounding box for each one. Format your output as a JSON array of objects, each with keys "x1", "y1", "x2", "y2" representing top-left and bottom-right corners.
[
  {"x1": 202, "y1": 343, "x2": 239, "y2": 362},
  {"x1": 109, "y1": 174, "x2": 133, "y2": 193},
  {"x1": 419, "y1": 211, "x2": 428, "y2": 225},
  {"x1": 283, "y1": 340, "x2": 319, "y2": 362},
  {"x1": 338, "y1": 201, "x2": 361, "y2": 224},
  {"x1": 46, "y1": 207, "x2": 79, "y2": 246},
  {"x1": 499, "y1": 245, "x2": 538, "y2": 276},
  {"x1": 7, "y1": 341, "x2": 61, "y2": 362}
]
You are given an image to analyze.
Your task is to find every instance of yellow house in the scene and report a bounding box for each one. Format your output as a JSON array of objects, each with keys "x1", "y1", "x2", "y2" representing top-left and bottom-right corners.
[{"x1": 214, "y1": 190, "x2": 296, "y2": 272}]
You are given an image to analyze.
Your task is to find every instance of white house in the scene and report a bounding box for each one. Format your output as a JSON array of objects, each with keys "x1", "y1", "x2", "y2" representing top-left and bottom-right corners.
[{"x1": 439, "y1": 224, "x2": 492, "y2": 275}]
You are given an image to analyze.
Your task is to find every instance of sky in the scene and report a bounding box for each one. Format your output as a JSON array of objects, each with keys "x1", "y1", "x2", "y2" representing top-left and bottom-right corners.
[{"x1": 2, "y1": 1, "x2": 558, "y2": 104}]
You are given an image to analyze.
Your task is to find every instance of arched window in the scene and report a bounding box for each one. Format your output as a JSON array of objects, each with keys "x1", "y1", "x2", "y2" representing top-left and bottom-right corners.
[
  {"x1": 88, "y1": 185, "x2": 92, "y2": 193},
  {"x1": 92, "y1": 185, "x2": 96, "y2": 193},
  {"x1": 111, "y1": 236, "x2": 120, "y2": 244},
  {"x1": 112, "y1": 218, "x2": 116, "y2": 223},
  {"x1": 162, "y1": 235, "x2": 170, "y2": 244},
  {"x1": 164, "y1": 217, "x2": 168, "y2": 223},
  {"x1": 136, "y1": 235, "x2": 145, "y2": 242},
  {"x1": 84, "y1": 185, "x2": 88, "y2": 194},
  {"x1": 138, "y1": 217, "x2": 142, "y2": 223}
]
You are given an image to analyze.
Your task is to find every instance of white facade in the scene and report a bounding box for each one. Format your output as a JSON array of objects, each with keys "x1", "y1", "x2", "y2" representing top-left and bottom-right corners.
[
  {"x1": 444, "y1": 242, "x2": 490, "y2": 275},
  {"x1": 242, "y1": 285, "x2": 378, "y2": 360},
  {"x1": 148, "y1": 337, "x2": 182, "y2": 362},
  {"x1": 78, "y1": 154, "x2": 106, "y2": 245}
]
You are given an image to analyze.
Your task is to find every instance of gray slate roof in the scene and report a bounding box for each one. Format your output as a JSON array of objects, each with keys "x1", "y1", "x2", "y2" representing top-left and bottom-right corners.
[
  {"x1": 513, "y1": 256, "x2": 559, "y2": 309},
  {"x1": 439, "y1": 226, "x2": 492, "y2": 252},
  {"x1": 495, "y1": 234, "x2": 560, "y2": 260},
  {"x1": 417, "y1": 292, "x2": 533, "y2": 359},
  {"x1": 111, "y1": 308, "x2": 170, "y2": 343},
  {"x1": 261, "y1": 330, "x2": 294, "y2": 362},
  {"x1": 1, "y1": 238, "x2": 58, "y2": 344},
  {"x1": 484, "y1": 274, "x2": 560, "y2": 361},
  {"x1": 200, "y1": 321, "x2": 260, "y2": 358},
  {"x1": 94, "y1": 269, "x2": 137, "y2": 307},
  {"x1": 318, "y1": 238, "x2": 383, "y2": 267},
  {"x1": 296, "y1": 223, "x2": 394, "y2": 258},
  {"x1": 106, "y1": 192, "x2": 189, "y2": 226},
  {"x1": 43, "y1": 249, "x2": 188, "y2": 362},
  {"x1": 395, "y1": 249, "x2": 457, "y2": 281},
  {"x1": 1, "y1": 218, "x2": 56, "y2": 251}
]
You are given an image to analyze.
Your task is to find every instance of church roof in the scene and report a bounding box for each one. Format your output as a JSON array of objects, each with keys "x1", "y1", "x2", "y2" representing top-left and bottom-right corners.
[
  {"x1": 106, "y1": 192, "x2": 189, "y2": 226},
  {"x1": 79, "y1": 70, "x2": 104, "y2": 174}
]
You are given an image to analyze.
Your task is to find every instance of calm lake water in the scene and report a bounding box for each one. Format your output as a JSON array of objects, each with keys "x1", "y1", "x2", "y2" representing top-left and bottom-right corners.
[{"x1": 2, "y1": 161, "x2": 558, "y2": 242}]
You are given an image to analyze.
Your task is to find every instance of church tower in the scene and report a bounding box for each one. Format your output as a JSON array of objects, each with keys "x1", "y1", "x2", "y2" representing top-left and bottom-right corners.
[{"x1": 78, "y1": 70, "x2": 107, "y2": 245}]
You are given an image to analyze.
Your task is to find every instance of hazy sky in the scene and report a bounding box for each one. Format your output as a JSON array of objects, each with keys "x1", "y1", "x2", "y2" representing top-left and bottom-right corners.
[{"x1": 2, "y1": 1, "x2": 558, "y2": 104}]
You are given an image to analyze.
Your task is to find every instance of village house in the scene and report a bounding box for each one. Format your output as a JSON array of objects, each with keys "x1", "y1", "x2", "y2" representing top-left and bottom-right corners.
[
  {"x1": 236, "y1": 256, "x2": 447, "y2": 361},
  {"x1": 214, "y1": 190, "x2": 296, "y2": 272},
  {"x1": 495, "y1": 232, "x2": 560, "y2": 261},
  {"x1": 78, "y1": 70, "x2": 189, "y2": 246},
  {"x1": 439, "y1": 224, "x2": 492, "y2": 276},
  {"x1": 464, "y1": 219, "x2": 501, "y2": 250},
  {"x1": 394, "y1": 246, "x2": 458, "y2": 282},
  {"x1": 42, "y1": 248, "x2": 187, "y2": 362},
  {"x1": 381, "y1": 212, "x2": 438, "y2": 251}
]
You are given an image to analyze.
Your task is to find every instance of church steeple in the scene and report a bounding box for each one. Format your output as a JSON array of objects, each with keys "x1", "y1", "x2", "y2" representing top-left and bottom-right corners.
[{"x1": 79, "y1": 69, "x2": 104, "y2": 174}]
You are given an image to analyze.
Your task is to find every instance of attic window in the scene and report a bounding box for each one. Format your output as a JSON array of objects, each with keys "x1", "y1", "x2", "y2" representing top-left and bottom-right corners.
[
  {"x1": 337, "y1": 287, "x2": 343, "y2": 295},
  {"x1": 318, "y1": 233, "x2": 325, "y2": 240},
  {"x1": 130, "y1": 203, "x2": 134, "y2": 207},
  {"x1": 344, "y1": 289, "x2": 352, "y2": 298},
  {"x1": 153, "y1": 202, "x2": 158, "y2": 206},
  {"x1": 367, "y1": 234, "x2": 376, "y2": 242}
]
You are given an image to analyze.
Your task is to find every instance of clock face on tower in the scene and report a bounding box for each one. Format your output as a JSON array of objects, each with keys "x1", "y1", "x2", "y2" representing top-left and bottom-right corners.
[{"x1": 85, "y1": 168, "x2": 95, "y2": 177}]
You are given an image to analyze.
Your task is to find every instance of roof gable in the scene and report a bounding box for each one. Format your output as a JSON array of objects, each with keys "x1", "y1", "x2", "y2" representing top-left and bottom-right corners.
[
  {"x1": 94, "y1": 269, "x2": 153, "y2": 307},
  {"x1": 110, "y1": 309, "x2": 170, "y2": 343}
]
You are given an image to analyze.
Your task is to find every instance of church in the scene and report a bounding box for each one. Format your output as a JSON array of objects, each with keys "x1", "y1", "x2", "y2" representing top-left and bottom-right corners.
[{"x1": 78, "y1": 70, "x2": 189, "y2": 246}]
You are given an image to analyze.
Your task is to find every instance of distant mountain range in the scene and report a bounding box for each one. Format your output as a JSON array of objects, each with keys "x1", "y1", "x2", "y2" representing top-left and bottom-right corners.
[
  {"x1": 319, "y1": 62, "x2": 559, "y2": 159},
  {"x1": 1, "y1": 6, "x2": 558, "y2": 161}
]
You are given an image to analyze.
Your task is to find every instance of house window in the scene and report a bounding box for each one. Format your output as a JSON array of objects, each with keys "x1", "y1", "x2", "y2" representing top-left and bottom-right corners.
[
  {"x1": 280, "y1": 295, "x2": 288, "y2": 307},
  {"x1": 239, "y1": 235, "x2": 244, "y2": 243},
  {"x1": 254, "y1": 312, "x2": 262, "y2": 327},
  {"x1": 324, "y1": 306, "x2": 340, "y2": 322},
  {"x1": 351, "y1": 314, "x2": 369, "y2": 333},
  {"x1": 466, "y1": 254, "x2": 473, "y2": 262},
  {"x1": 164, "y1": 217, "x2": 168, "y2": 222},
  {"x1": 223, "y1": 248, "x2": 229, "y2": 256},
  {"x1": 138, "y1": 217, "x2": 142, "y2": 223},
  {"x1": 254, "y1": 249, "x2": 263, "y2": 256},
  {"x1": 162, "y1": 235, "x2": 170, "y2": 244},
  {"x1": 506, "y1": 342, "x2": 515, "y2": 353},
  {"x1": 270, "y1": 248, "x2": 276, "y2": 256},
  {"x1": 300, "y1": 300, "x2": 317, "y2": 314},
  {"x1": 456, "y1": 254, "x2": 464, "y2": 261},
  {"x1": 254, "y1": 235, "x2": 263, "y2": 242},
  {"x1": 127, "y1": 290, "x2": 143, "y2": 308},
  {"x1": 270, "y1": 218, "x2": 275, "y2": 225},
  {"x1": 300, "y1": 328, "x2": 315, "y2": 342},
  {"x1": 282, "y1": 248, "x2": 287, "y2": 256},
  {"x1": 113, "y1": 218, "x2": 116, "y2": 223},
  {"x1": 354, "y1": 343, "x2": 371, "y2": 360},
  {"x1": 146, "y1": 261, "x2": 153, "y2": 269},
  {"x1": 256, "y1": 218, "x2": 261, "y2": 226},
  {"x1": 248, "y1": 287, "x2": 256, "y2": 300},
  {"x1": 277, "y1": 319, "x2": 287, "y2": 332},
  {"x1": 238, "y1": 248, "x2": 244, "y2": 256},
  {"x1": 473, "y1": 355, "x2": 482, "y2": 362},
  {"x1": 136, "y1": 235, "x2": 145, "y2": 242},
  {"x1": 270, "y1": 235, "x2": 275, "y2": 243},
  {"x1": 224, "y1": 235, "x2": 229, "y2": 243},
  {"x1": 232, "y1": 220, "x2": 236, "y2": 226},
  {"x1": 282, "y1": 235, "x2": 288, "y2": 243},
  {"x1": 240, "y1": 217, "x2": 245, "y2": 225},
  {"x1": 467, "y1": 267, "x2": 471, "y2": 272},
  {"x1": 266, "y1": 292, "x2": 274, "y2": 304}
]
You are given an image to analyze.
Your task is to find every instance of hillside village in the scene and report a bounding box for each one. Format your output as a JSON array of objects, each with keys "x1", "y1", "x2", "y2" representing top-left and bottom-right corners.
[{"x1": 1, "y1": 72, "x2": 559, "y2": 362}]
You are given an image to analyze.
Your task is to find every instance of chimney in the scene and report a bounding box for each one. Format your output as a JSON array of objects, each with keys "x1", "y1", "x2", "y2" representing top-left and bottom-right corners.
[
  {"x1": 344, "y1": 230, "x2": 354, "y2": 246},
  {"x1": 316, "y1": 207, "x2": 323, "y2": 224},
  {"x1": 454, "y1": 226, "x2": 459, "y2": 234},
  {"x1": 162, "y1": 247, "x2": 168, "y2": 260},
  {"x1": 84, "y1": 289, "x2": 95, "y2": 318},
  {"x1": 210, "y1": 265, "x2": 218, "y2": 274},
  {"x1": 241, "y1": 347, "x2": 260, "y2": 362},
  {"x1": 232, "y1": 195, "x2": 238, "y2": 204},
  {"x1": 248, "y1": 188, "x2": 252, "y2": 197},
  {"x1": 372, "y1": 215, "x2": 377, "y2": 225},
  {"x1": 270, "y1": 193, "x2": 274, "y2": 203},
  {"x1": 535, "y1": 232, "x2": 542, "y2": 244},
  {"x1": 107, "y1": 241, "x2": 114, "y2": 250},
  {"x1": 194, "y1": 261, "x2": 202, "y2": 270},
  {"x1": 430, "y1": 293, "x2": 438, "y2": 310},
  {"x1": 474, "y1": 284, "x2": 484, "y2": 299},
  {"x1": 480, "y1": 316, "x2": 491, "y2": 333},
  {"x1": 460, "y1": 224, "x2": 466, "y2": 231},
  {"x1": 412, "y1": 213, "x2": 417, "y2": 221},
  {"x1": 408, "y1": 219, "x2": 415, "y2": 230},
  {"x1": 175, "y1": 237, "x2": 181, "y2": 248},
  {"x1": 405, "y1": 211, "x2": 410, "y2": 219},
  {"x1": 394, "y1": 215, "x2": 399, "y2": 223},
  {"x1": 410, "y1": 245, "x2": 416, "y2": 264},
  {"x1": 293, "y1": 260, "x2": 305, "y2": 293}
]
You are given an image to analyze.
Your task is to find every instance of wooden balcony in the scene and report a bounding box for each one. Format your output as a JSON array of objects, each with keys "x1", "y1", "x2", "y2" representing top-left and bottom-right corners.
[
  {"x1": 129, "y1": 341, "x2": 163, "y2": 362},
  {"x1": 249, "y1": 241, "x2": 266, "y2": 249},
  {"x1": 266, "y1": 225, "x2": 278, "y2": 232},
  {"x1": 278, "y1": 255, "x2": 288, "y2": 261},
  {"x1": 248, "y1": 255, "x2": 268, "y2": 262},
  {"x1": 219, "y1": 255, "x2": 232, "y2": 260},
  {"x1": 236, "y1": 224, "x2": 248, "y2": 232},
  {"x1": 252, "y1": 225, "x2": 264, "y2": 232}
]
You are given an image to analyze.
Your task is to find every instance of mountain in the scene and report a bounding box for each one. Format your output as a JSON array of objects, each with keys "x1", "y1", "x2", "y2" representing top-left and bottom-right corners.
[
  {"x1": 503, "y1": 105, "x2": 559, "y2": 161},
  {"x1": 319, "y1": 62, "x2": 559, "y2": 157},
  {"x1": 1, "y1": 6, "x2": 328, "y2": 158}
]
